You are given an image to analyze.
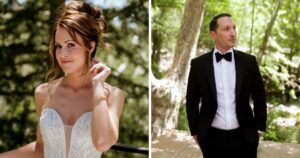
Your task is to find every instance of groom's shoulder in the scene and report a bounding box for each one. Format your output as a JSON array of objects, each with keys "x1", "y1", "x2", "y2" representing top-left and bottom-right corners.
[
  {"x1": 191, "y1": 51, "x2": 212, "y2": 64},
  {"x1": 234, "y1": 49, "x2": 256, "y2": 61}
]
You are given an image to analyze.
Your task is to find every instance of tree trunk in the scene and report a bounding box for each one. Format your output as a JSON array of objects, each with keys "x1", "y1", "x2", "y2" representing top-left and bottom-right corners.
[
  {"x1": 151, "y1": 0, "x2": 205, "y2": 139},
  {"x1": 257, "y1": 0, "x2": 283, "y2": 64}
]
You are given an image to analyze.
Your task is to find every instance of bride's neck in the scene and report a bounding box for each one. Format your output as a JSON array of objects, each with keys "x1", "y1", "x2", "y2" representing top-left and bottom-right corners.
[{"x1": 61, "y1": 73, "x2": 92, "y2": 91}]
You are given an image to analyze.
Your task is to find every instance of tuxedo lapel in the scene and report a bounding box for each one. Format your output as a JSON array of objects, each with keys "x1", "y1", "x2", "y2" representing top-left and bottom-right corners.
[
  {"x1": 204, "y1": 49, "x2": 243, "y2": 104},
  {"x1": 234, "y1": 50, "x2": 244, "y2": 102},
  {"x1": 205, "y1": 50, "x2": 217, "y2": 102}
]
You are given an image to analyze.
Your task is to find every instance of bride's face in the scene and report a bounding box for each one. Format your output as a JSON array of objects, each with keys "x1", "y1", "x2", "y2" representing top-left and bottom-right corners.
[{"x1": 54, "y1": 26, "x2": 88, "y2": 75}]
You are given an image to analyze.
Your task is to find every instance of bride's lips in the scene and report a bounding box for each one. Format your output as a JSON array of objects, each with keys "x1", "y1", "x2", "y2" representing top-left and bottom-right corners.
[{"x1": 62, "y1": 60, "x2": 73, "y2": 64}]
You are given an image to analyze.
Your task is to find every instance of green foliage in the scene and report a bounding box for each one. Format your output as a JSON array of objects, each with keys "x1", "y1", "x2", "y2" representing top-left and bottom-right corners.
[
  {"x1": 260, "y1": 52, "x2": 299, "y2": 103},
  {"x1": 0, "y1": 0, "x2": 58, "y2": 151},
  {"x1": 103, "y1": 151, "x2": 147, "y2": 158},
  {"x1": 176, "y1": 105, "x2": 189, "y2": 131},
  {"x1": 0, "y1": 0, "x2": 148, "y2": 157},
  {"x1": 263, "y1": 105, "x2": 300, "y2": 143},
  {"x1": 257, "y1": 0, "x2": 300, "y2": 103},
  {"x1": 151, "y1": 0, "x2": 185, "y2": 78}
]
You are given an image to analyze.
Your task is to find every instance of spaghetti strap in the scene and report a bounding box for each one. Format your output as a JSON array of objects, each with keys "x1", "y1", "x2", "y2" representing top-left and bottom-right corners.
[
  {"x1": 42, "y1": 78, "x2": 63, "y2": 110},
  {"x1": 47, "y1": 82, "x2": 53, "y2": 99},
  {"x1": 41, "y1": 83, "x2": 52, "y2": 110}
]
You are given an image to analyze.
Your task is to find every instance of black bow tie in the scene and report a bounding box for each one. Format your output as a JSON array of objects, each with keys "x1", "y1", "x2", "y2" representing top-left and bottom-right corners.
[{"x1": 215, "y1": 52, "x2": 232, "y2": 62}]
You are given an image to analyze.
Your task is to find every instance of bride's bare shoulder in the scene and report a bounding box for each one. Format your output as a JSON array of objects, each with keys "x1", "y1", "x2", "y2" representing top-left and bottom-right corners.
[
  {"x1": 34, "y1": 78, "x2": 62, "y2": 108},
  {"x1": 34, "y1": 83, "x2": 49, "y2": 111},
  {"x1": 35, "y1": 83, "x2": 49, "y2": 99}
]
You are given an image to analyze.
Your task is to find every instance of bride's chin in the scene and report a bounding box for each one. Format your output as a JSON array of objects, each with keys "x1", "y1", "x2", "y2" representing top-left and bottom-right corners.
[
  {"x1": 62, "y1": 69, "x2": 74, "y2": 75},
  {"x1": 63, "y1": 69, "x2": 89, "y2": 77}
]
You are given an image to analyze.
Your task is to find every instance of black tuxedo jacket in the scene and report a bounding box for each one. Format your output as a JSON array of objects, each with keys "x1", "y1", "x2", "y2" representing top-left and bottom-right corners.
[{"x1": 186, "y1": 49, "x2": 266, "y2": 145}]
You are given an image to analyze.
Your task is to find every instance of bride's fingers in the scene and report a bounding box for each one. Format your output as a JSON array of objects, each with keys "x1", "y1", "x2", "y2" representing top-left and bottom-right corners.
[
  {"x1": 89, "y1": 62, "x2": 111, "y2": 82},
  {"x1": 92, "y1": 58, "x2": 99, "y2": 65},
  {"x1": 93, "y1": 67, "x2": 111, "y2": 83},
  {"x1": 89, "y1": 63, "x2": 103, "y2": 73},
  {"x1": 92, "y1": 64, "x2": 105, "y2": 74},
  {"x1": 89, "y1": 66, "x2": 96, "y2": 74},
  {"x1": 93, "y1": 67, "x2": 105, "y2": 74}
]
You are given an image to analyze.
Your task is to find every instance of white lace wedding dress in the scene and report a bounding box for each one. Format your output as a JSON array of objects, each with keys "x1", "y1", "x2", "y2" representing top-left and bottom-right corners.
[{"x1": 40, "y1": 108, "x2": 102, "y2": 158}]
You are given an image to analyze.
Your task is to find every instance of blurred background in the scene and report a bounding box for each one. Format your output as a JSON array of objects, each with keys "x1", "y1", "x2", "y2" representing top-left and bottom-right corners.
[
  {"x1": 0, "y1": 0, "x2": 148, "y2": 157},
  {"x1": 152, "y1": 0, "x2": 300, "y2": 144}
]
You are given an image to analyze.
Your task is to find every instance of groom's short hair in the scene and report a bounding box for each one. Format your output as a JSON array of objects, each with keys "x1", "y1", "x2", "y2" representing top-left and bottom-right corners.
[{"x1": 210, "y1": 13, "x2": 232, "y2": 32}]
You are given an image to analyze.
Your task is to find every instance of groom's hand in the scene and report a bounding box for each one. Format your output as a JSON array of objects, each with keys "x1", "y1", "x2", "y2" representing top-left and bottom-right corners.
[
  {"x1": 258, "y1": 130, "x2": 265, "y2": 138},
  {"x1": 192, "y1": 135, "x2": 200, "y2": 147}
]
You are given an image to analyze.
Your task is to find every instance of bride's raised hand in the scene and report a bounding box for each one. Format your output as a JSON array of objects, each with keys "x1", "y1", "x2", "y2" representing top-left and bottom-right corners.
[{"x1": 89, "y1": 59, "x2": 111, "y2": 103}]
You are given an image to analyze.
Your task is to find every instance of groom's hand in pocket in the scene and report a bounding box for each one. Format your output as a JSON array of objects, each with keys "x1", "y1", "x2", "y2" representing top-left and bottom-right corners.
[{"x1": 193, "y1": 135, "x2": 200, "y2": 147}]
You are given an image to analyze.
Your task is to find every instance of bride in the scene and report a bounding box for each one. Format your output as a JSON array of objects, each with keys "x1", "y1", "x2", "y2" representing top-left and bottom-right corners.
[{"x1": 0, "y1": 1, "x2": 125, "y2": 158}]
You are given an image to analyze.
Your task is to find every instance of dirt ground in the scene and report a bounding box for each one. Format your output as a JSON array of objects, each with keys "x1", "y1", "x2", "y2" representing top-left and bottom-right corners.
[{"x1": 152, "y1": 130, "x2": 300, "y2": 158}]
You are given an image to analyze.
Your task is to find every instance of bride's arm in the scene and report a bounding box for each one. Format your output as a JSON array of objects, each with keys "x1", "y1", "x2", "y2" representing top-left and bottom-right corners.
[
  {"x1": 91, "y1": 83, "x2": 125, "y2": 152},
  {"x1": 0, "y1": 141, "x2": 42, "y2": 158},
  {"x1": 0, "y1": 83, "x2": 48, "y2": 158}
]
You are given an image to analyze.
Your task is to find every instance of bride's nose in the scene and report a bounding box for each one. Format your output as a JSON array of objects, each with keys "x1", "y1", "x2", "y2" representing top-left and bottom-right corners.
[{"x1": 61, "y1": 47, "x2": 70, "y2": 57}]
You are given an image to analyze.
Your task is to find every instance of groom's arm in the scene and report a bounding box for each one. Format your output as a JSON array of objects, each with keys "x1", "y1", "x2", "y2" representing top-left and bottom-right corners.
[
  {"x1": 250, "y1": 56, "x2": 267, "y2": 132},
  {"x1": 186, "y1": 59, "x2": 201, "y2": 136}
]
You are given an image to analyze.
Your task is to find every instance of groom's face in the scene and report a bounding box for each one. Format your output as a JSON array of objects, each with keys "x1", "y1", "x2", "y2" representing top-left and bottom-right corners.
[{"x1": 210, "y1": 17, "x2": 236, "y2": 52}]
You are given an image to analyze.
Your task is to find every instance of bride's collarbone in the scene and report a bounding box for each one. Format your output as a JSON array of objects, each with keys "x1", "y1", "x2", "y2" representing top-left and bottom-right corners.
[
  {"x1": 52, "y1": 87, "x2": 92, "y2": 100},
  {"x1": 49, "y1": 97, "x2": 92, "y2": 108},
  {"x1": 48, "y1": 98, "x2": 93, "y2": 114},
  {"x1": 46, "y1": 106, "x2": 92, "y2": 125},
  {"x1": 46, "y1": 98, "x2": 93, "y2": 125},
  {"x1": 59, "y1": 88, "x2": 92, "y2": 98}
]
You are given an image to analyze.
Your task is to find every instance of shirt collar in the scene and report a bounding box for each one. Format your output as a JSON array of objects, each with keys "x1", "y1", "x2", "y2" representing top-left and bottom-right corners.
[{"x1": 213, "y1": 48, "x2": 234, "y2": 54}]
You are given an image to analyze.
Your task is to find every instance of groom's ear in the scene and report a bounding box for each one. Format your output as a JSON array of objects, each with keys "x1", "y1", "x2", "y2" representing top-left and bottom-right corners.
[{"x1": 210, "y1": 31, "x2": 216, "y2": 41}]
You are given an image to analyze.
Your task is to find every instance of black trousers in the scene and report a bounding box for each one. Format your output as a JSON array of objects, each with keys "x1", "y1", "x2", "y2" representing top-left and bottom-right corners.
[{"x1": 198, "y1": 127, "x2": 258, "y2": 158}]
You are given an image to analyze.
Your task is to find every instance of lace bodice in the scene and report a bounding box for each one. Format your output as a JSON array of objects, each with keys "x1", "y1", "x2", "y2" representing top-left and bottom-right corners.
[{"x1": 40, "y1": 108, "x2": 102, "y2": 158}]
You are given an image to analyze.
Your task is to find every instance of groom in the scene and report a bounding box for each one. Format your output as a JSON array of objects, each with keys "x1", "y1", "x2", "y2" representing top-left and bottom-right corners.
[{"x1": 186, "y1": 13, "x2": 266, "y2": 158}]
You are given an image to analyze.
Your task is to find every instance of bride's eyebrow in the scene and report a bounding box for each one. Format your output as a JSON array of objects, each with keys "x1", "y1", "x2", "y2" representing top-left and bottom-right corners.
[
  {"x1": 55, "y1": 40, "x2": 75, "y2": 44},
  {"x1": 64, "y1": 40, "x2": 75, "y2": 43}
]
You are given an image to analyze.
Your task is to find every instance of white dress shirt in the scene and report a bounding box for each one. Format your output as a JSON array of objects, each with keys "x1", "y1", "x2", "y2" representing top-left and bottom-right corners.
[{"x1": 211, "y1": 48, "x2": 240, "y2": 130}]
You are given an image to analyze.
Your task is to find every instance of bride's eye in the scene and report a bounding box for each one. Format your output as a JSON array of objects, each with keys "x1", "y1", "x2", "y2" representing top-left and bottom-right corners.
[
  {"x1": 67, "y1": 43, "x2": 75, "y2": 48},
  {"x1": 54, "y1": 44, "x2": 62, "y2": 49}
]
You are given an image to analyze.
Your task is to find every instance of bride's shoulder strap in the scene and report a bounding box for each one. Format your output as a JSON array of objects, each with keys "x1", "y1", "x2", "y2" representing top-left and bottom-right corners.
[{"x1": 34, "y1": 82, "x2": 51, "y2": 112}]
